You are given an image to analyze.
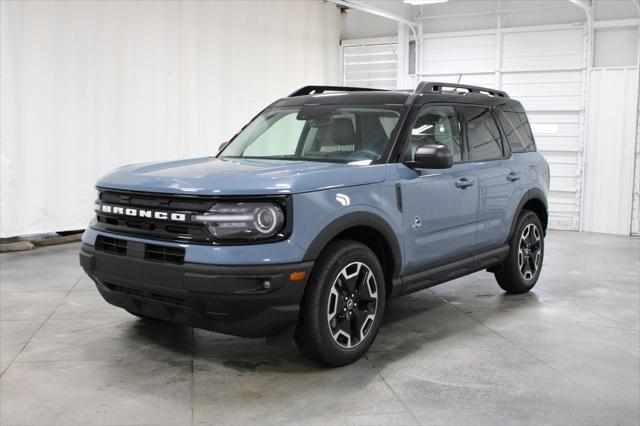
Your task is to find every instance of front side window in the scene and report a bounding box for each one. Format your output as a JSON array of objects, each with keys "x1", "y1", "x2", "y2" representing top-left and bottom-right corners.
[
  {"x1": 404, "y1": 105, "x2": 462, "y2": 162},
  {"x1": 460, "y1": 106, "x2": 504, "y2": 161},
  {"x1": 220, "y1": 106, "x2": 403, "y2": 164}
]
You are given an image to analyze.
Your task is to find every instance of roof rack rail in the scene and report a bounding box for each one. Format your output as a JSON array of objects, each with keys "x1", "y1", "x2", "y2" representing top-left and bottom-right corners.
[
  {"x1": 288, "y1": 85, "x2": 387, "y2": 97},
  {"x1": 416, "y1": 81, "x2": 509, "y2": 98}
]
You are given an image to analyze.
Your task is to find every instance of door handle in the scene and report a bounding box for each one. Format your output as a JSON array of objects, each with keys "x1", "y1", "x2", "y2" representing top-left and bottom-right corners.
[
  {"x1": 507, "y1": 171, "x2": 521, "y2": 182},
  {"x1": 455, "y1": 177, "x2": 475, "y2": 188}
]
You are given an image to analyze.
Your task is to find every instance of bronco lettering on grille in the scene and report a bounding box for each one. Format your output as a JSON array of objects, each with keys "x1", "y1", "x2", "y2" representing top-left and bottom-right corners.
[{"x1": 95, "y1": 204, "x2": 187, "y2": 222}]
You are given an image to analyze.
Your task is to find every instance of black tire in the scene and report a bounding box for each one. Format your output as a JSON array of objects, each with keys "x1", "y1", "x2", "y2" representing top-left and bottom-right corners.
[
  {"x1": 495, "y1": 210, "x2": 545, "y2": 294},
  {"x1": 295, "y1": 240, "x2": 386, "y2": 367}
]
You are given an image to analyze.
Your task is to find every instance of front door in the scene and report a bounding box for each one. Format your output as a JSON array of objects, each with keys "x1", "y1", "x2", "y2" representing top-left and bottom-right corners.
[{"x1": 399, "y1": 105, "x2": 479, "y2": 275}]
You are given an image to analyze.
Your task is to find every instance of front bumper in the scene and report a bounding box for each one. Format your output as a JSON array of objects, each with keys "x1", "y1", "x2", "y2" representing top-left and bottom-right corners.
[{"x1": 79, "y1": 243, "x2": 313, "y2": 338}]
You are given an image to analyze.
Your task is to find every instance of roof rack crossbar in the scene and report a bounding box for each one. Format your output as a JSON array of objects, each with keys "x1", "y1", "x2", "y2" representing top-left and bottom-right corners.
[
  {"x1": 288, "y1": 85, "x2": 387, "y2": 97},
  {"x1": 417, "y1": 81, "x2": 509, "y2": 98}
]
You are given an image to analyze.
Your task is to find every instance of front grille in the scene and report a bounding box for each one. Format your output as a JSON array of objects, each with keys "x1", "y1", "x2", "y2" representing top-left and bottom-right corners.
[
  {"x1": 94, "y1": 188, "x2": 214, "y2": 243},
  {"x1": 95, "y1": 235, "x2": 184, "y2": 265},
  {"x1": 95, "y1": 236, "x2": 127, "y2": 255},
  {"x1": 145, "y1": 244, "x2": 185, "y2": 264},
  {"x1": 92, "y1": 188, "x2": 292, "y2": 245}
]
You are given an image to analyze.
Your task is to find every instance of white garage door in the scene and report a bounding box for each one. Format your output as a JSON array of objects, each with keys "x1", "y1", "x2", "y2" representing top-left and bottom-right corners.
[
  {"x1": 419, "y1": 25, "x2": 587, "y2": 231},
  {"x1": 342, "y1": 41, "x2": 398, "y2": 90}
]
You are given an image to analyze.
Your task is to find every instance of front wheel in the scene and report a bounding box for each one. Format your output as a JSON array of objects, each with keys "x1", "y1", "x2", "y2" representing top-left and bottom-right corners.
[
  {"x1": 295, "y1": 240, "x2": 386, "y2": 367},
  {"x1": 495, "y1": 210, "x2": 545, "y2": 294}
]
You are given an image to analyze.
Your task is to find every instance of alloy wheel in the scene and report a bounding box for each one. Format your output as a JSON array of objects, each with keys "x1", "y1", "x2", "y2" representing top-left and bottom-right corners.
[
  {"x1": 518, "y1": 223, "x2": 542, "y2": 281},
  {"x1": 326, "y1": 261, "x2": 378, "y2": 349}
]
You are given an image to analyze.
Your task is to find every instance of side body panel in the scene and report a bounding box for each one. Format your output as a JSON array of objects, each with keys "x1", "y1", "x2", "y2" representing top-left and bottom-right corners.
[
  {"x1": 498, "y1": 154, "x2": 550, "y2": 243},
  {"x1": 525, "y1": 151, "x2": 551, "y2": 197},
  {"x1": 294, "y1": 164, "x2": 404, "y2": 266},
  {"x1": 474, "y1": 155, "x2": 530, "y2": 252},
  {"x1": 395, "y1": 163, "x2": 479, "y2": 275}
]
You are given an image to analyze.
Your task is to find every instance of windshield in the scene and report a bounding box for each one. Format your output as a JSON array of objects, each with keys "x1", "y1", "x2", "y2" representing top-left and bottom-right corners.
[{"x1": 219, "y1": 105, "x2": 404, "y2": 164}]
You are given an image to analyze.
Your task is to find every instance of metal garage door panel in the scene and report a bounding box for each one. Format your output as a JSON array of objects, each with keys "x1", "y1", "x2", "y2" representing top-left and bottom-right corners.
[
  {"x1": 527, "y1": 108, "x2": 582, "y2": 230},
  {"x1": 516, "y1": 94, "x2": 582, "y2": 112},
  {"x1": 501, "y1": 70, "x2": 583, "y2": 84},
  {"x1": 418, "y1": 73, "x2": 496, "y2": 87},
  {"x1": 535, "y1": 136, "x2": 580, "y2": 152},
  {"x1": 548, "y1": 191, "x2": 581, "y2": 229},
  {"x1": 344, "y1": 53, "x2": 397, "y2": 65},
  {"x1": 343, "y1": 43, "x2": 398, "y2": 90},
  {"x1": 345, "y1": 70, "x2": 397, "y2": 82},
  {"x1": 502, "y1": 71, "x2": 583, "y2": 112},
  {"x1": 502, "y1": 28, "x2": 584, "y2": 72},
  {"x1": 528, "y1": 112, "x2": 581, "y2": 153},
  {"x1": 422, "y1": 34, "x2": 496, "y2": 74}
]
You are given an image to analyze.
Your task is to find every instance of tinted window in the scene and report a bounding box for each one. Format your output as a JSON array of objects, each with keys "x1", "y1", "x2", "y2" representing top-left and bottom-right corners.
[
  {"x1": 496, "y1": 110, "x2": 536, "y2": 152},
  {"x1": 461, "y1": 106, "x2": 504, "y2": 161},
  {"x1": 222, "y1": 106, "x2": 402, "y2": 164},
  {"x1": 405, "y1": 105, "x2": 462, "y2": 162},
  {"x1": 244, "y1": 112, "x2": 305, "y2": 157}
]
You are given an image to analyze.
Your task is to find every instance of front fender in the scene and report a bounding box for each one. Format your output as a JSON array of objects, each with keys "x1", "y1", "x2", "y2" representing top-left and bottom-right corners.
[{"x1": 291, "y1": 181, "x2": 403, "y2": 278}]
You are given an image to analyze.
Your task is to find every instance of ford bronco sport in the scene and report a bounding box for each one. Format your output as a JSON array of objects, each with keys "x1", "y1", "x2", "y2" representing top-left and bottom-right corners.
[{"x1": 80, "y1": 82, "x2": 549, "y2": 366}]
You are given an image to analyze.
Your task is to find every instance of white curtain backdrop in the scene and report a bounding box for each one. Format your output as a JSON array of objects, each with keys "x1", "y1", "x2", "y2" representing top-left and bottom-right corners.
[{"x1": 0, "y1": 0, "x2": 340, "y2": 237}]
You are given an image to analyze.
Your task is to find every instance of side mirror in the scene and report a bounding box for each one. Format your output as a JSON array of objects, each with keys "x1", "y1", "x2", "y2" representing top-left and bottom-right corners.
[
  {"x1": 407, "y1": 144, "x2": 453, "y2": 169},
  {"x1": 218, "y1": 141, "x2": 230, "y2": 152}
]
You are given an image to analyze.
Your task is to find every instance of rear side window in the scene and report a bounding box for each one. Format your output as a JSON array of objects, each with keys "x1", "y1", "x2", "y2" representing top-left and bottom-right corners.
[
  {"x1": 496, "y1": 110, "x2": 536, "y2": 152},
  {"x1": 460, "y1": 106, "x2": 504, "y2": 161}
]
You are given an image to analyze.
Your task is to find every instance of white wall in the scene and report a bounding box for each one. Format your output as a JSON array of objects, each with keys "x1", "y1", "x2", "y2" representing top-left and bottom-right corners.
[
  {"x1": 0, "y1": 0, "x2": 340, "y2": 238},
  {"x1": 583, "y1": 68, "x2": 639, "y2": 235}
]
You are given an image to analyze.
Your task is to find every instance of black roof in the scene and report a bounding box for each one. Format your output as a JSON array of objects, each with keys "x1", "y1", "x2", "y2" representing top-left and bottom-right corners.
[
  {"x1": 273, "y1": 83, "x2": 525, "y2": 111},
  {"x1": 274, "y1": 91, "x2": 411, "y2": 107}
]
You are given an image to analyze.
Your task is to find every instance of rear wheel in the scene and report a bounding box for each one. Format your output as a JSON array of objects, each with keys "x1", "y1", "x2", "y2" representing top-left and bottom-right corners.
[
  {"x1": 295, "y1": 240, "x2": 386, "y2": 366},
  {"x1": 495, "y1": 210, "x2": 544, "y2": 294}
]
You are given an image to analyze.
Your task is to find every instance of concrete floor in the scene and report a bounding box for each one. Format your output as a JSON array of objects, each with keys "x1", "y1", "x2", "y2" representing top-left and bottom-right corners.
[{"x1": 0, "y1": 230, "x2": 638, "y2": 425}]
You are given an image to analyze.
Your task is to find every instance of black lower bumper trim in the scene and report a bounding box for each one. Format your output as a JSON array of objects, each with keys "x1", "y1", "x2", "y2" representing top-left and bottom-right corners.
[{"x1": 79, "y1": 243, "x2": 313, "y2": 338}]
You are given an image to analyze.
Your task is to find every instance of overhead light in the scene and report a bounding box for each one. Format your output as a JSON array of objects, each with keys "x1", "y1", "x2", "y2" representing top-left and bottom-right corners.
[{"x1": 404, "y1": 0, "x2": 448, "y2": 5}]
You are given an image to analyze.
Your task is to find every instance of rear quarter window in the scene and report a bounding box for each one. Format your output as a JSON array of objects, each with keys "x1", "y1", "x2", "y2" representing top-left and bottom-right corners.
[
  {"x1": 460, "y1": 106, "x2": 504, "y2": 161},
  {"x1": 496, "y1": 110, "x2": 536, "y2": 152}
]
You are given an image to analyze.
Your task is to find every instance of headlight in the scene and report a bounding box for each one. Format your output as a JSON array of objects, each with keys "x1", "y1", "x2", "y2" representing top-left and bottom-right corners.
[{"x1": 192, "y1": 202, "x2": 286, "y2": 241}]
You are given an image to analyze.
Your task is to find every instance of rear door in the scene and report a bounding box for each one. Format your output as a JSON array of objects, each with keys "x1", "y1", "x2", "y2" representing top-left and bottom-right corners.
[
  {"x1": 399, "y1": 104, "x2": 479, "y2": 275},
  {"x1": 459, "y1": 105, "x2": 526, "y2": 252}
]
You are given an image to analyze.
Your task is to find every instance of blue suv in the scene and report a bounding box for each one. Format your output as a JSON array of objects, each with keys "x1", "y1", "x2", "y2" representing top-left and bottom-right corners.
[{"x1": 80, "y1": 82, "x2": 550, "y2": 366}]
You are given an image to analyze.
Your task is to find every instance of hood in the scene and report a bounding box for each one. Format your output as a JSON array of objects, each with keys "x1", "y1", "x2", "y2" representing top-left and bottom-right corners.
[{"x1": 96, "y1": 157, "x2": 387, "y2": 195}]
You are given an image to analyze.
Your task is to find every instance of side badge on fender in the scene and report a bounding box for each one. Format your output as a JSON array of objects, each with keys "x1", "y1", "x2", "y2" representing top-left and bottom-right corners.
[
  {"x1": 411, "y1": 216, "x2": 422, "y2": 230},
  {"x1": 336, "y1": 193, "x2": 351, "y2": 207}
]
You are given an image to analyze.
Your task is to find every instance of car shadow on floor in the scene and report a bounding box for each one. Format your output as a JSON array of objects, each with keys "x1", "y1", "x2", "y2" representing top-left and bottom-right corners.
[{"x1": 120, "y1": 277, "x2": 544, "y2": 374}]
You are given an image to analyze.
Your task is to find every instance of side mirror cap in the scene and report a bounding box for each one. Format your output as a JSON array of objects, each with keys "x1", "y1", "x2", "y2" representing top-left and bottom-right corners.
[
  {"x1": 406, "y1": 144, "x2": 453, "y2": 169},
  {"x1": 218, "y1": 141, "x2": 230, "y2": 152}
]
